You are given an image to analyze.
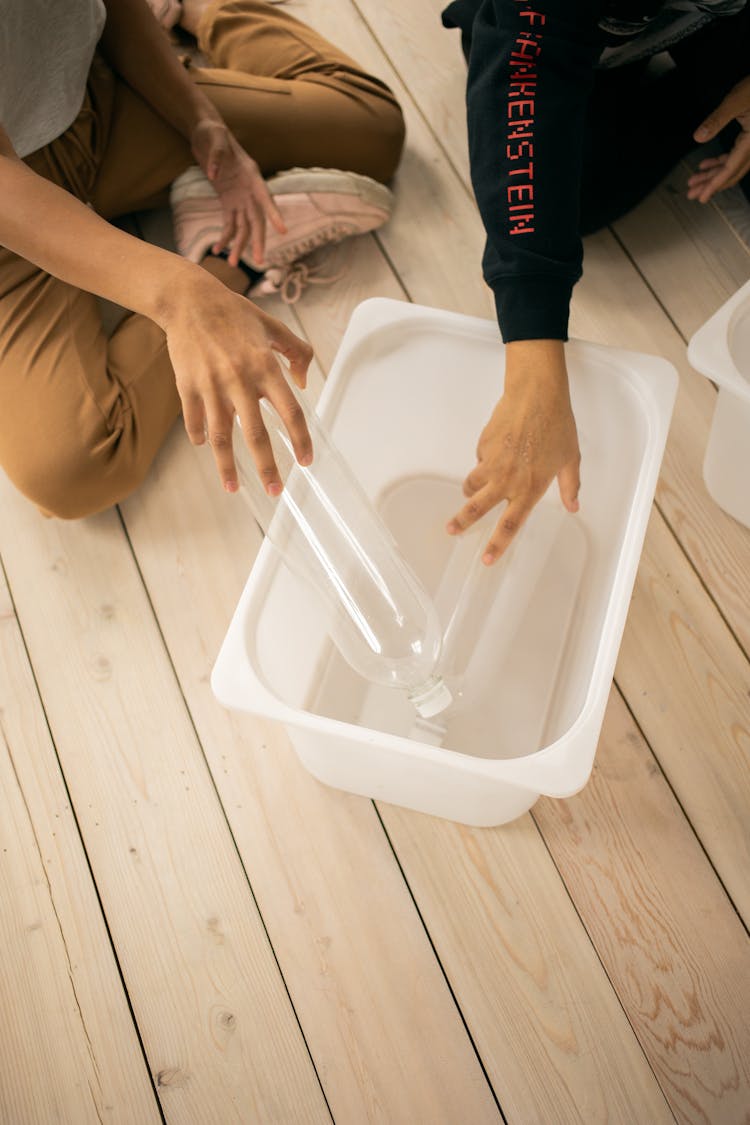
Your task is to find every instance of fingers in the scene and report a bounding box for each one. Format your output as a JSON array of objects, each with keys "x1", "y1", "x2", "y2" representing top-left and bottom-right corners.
[
  {"x1": 213, "y1": 192, "x2": 284, "y2": 268},
  {"x1": 557, "y1": 454, "x2": 581, "y2": 513},
  {"x1": 481, "y1": 500, "x2": 531, "y2": 565},
  {"x1": 236, "y1": 396, "x2": 284, "y2": 496},
  {"x1": 447, "y1": 480, "x2": 526, "y2": 562},
  {"x1": 228, "y1": 211, "x2": 250, "y2": 269},
  {"x1": 267, "y1": 198, "x2": 287, "y2": 235},
  {"x1": 265, "y1": 322, "x2": 314, "y2": 390},
  {"x1": 204, "y1": 397, "x2": 241, "y2": 493},
  {"x1": 462, "y1": 466, "x2": 485, "y2": 497},
  {"x1": 446, "y1": 483, "x2": 502, "y2": 537},
  {"x1": 188, "y1": 359, "x2": 285, "y2": 496},
  {"x1": 266, "y1": 379, "x2": 313, "y2": 468},
  {"x1": 687, "y1": 141, "x2": 750, "y2": 201},
  {"x1": 686, "y1": 158, "x2": 726, "y2": 200},
  {"x1": 694, "y1": 80, "x2": 748, "y2": 142},
  {"x1": 449, "y1": 455, "x2": 581, "y2": 565},
  {"x1": 255, "y1": 181, "x2": 287, "y2": 236},
  {"x1": 248, "y1": 195, "x2": 267, "y2": 267},
  {"x1": 207, "y1": 144, "x2": 288, "y2": 266},
  {"x1": 212, "y1": 199, "x2": 266, "y2": 268},
  {"x1": 695, "y1": 108, "x2": 731, "y2": 144},
  {"x1": 175, "y1": 294, "x2": 316, "y2": 495},
  {"x1": 692, "y1": 75, "x2": 750, "y2": 200},
  {"x1": 242, "y1": 183, "x2": 285, "y2": 266},
  {"x1": 182, "y1": 392, "x2": 207, "y2": 448},
  {"x1": 686, "y1": 174, "x2": 721, "y2": 203},
  {"x1": 226, "y1": 345, "x2": 313, "y2": 491}
]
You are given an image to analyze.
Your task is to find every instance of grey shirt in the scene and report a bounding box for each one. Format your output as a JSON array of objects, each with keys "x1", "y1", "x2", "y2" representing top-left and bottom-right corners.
[{"x1": 0, "y1": 0, "x2": 107, "y2": 157}]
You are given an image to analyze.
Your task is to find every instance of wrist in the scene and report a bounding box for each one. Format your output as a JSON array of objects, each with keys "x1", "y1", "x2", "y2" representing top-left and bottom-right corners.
[
  {"x1": 504, "y1": 339, "x2": 568, "y2": 395},
  {"x1": 150, "y1": 97, "x2": 225, "y2": 153},
  {"x1": 150, "y1": 258, "x2": 221, "y2": 332},
  {"x1": 189, "y1": 112, "x2": 229, "y2": 156}
]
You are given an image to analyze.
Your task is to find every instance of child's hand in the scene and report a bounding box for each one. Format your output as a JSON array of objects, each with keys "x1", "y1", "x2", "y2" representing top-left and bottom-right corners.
[{"x1": 446, "y1": 340, "x2": 581, "y2": 565}]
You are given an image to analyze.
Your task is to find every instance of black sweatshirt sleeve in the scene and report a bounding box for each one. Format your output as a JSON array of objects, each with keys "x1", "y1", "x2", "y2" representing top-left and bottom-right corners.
[{"x1": 445, "y1": 0, "x2": 601, "y2": 341}]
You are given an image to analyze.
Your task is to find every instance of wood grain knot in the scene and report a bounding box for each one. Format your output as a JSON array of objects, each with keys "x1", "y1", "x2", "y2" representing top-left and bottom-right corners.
[{"x1": 156, "y1": 1067, "x2": 189, "y2": 1088}]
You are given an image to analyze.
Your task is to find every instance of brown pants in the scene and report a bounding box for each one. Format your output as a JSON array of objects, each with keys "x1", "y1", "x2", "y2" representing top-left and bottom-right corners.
[{"x1": 0, "y1": 0, "x2": 404, "y2": 518}]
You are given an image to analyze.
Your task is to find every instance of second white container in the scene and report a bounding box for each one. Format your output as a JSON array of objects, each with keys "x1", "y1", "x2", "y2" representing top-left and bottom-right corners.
[
  {"x1": 688, "y1": 277, "x2": 750, "y2": 528},
  {"x1": 212, "y1": 299, "x2": 677, "y2": 826}
]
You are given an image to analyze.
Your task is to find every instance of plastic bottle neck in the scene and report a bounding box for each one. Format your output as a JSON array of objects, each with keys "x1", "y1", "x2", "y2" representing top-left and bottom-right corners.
[{"x1": 408, "y1": 675, "x2": 453, "y2": 718}]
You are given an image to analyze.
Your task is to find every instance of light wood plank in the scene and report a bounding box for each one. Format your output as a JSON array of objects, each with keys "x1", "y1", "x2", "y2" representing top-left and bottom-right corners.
[
  {"x1": 281, "y1": 237, "x2": 407, "y2": 373},
  {"x1": 377, "y1": 803, "x2": 673, "y2": 1125},
  {"x1": 534, "y1": 688, "x2": 750, "y2": 1125},
  {"x1": 614, "y1": 161, "x2": 750, "y2": 342},
  {"x1": 119, "y1": 344, "x2": 503, "y2": 1123},
  {"x1": 0, "y1": 485, "x2": 330, "y2": 1124},
  {"x1": 568, "y1": 235, "x2": 750, "y2": 657},
  {"x1": 0, "y1": 569, "x2": 160, "y2": 1125},
  {"x1": 571, "y1": 229, "x2": 750, "y2": 656},
  {"x1": 351, "y1": 0, "x2": 471, "y2": 183},
  {"x1": 616, "y1": 509, "x2": 750, "y2": 920}
]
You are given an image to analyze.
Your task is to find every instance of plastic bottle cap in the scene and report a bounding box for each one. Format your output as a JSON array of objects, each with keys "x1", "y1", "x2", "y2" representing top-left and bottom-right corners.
[{"x1": 410, "y1": 678, "x2": 453, "y2": 719}]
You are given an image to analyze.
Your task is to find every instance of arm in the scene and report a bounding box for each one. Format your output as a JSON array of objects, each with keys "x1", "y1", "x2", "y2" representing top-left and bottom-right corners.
[
  {"x1": 466, "y1": 0, "x2": 600, "y2": 341},
  {"x1": 0, "y1": 125, "x2": 312, "y2": 492},
  {"x1": 446, "y1": 0, "x2": 600, "y2": 561},
  {"x1": 100, "y1": 0, "x2": 222, "y2": 152},
  {"x1": 100, "y1": 0, "x2": 285, "y2": 265}
]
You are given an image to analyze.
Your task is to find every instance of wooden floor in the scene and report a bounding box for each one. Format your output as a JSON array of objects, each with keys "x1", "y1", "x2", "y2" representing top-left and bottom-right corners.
[{"x1": 2, "y1": 2, "x2": 750, "y2": 1122}]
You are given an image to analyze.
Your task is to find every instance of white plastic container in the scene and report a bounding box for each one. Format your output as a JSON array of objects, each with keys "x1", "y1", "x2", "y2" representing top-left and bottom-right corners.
[
  {"x1": 212, "y1": 299, "x2": 677, "y2": 826},
  {"x1": 687, "y1": 278, "x2": 750, "y2": 529}
]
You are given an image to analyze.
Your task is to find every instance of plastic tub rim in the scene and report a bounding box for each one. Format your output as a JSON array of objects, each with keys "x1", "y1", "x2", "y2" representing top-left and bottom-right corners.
[
  {"x1": 211, "y1": 299, "x2": 678, "y2": 800},
  {"x1": 687, "y1": 277, "x2": 750, "y2": 399}
]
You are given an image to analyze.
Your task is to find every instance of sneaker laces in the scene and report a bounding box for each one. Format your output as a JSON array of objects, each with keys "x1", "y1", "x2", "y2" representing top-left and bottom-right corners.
[{"x1": 251, "y1": 252, "x2": 346, "y2": 305}]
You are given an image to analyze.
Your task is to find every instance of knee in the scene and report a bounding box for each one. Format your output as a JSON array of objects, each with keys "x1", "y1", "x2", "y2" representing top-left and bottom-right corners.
[
  {"x1": 328, "y1": 74, "x2": 406, "y2": 182},
  {"x1": 9, "y1": 437, "x2": 146, "y2": 521},
  {"x1": 367, "y1": 94, "x2": 406, "y2": 181}
]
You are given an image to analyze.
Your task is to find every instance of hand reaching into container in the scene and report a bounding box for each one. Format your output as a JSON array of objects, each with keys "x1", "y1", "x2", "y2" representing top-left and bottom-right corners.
[
  {"x1": 164, "y1": 277, "x2": 314, "y2": 494},
  {"x1": 688, "y1": 75, "x2": 750, "y2": 203},
  {"x1": 446, "y1": 339, "x2": 581, "y2": 565}
]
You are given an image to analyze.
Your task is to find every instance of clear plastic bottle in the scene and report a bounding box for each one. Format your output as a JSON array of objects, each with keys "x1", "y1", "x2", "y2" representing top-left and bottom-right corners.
[
  {"x1": 233, "y1": 392, "x2": 452, "y2": 719},
  {"x1": 407, "y1": 500, "x2": 573, "y2": 746},
  {"x1": 435, "y1": 500, "x2": 570, "y2": 694}
]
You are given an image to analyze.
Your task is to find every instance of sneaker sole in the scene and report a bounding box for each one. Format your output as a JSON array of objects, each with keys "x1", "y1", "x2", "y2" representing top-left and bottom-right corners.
[
  {"x1": 266, "y1": 167, "x2": 393, "y2": 215},
  {"x1": 172, "y1": 164, "x2": 394, "y2": 216},
  {"x1": 263, "y1": 213, "x2": 382, "y2": 266}
]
